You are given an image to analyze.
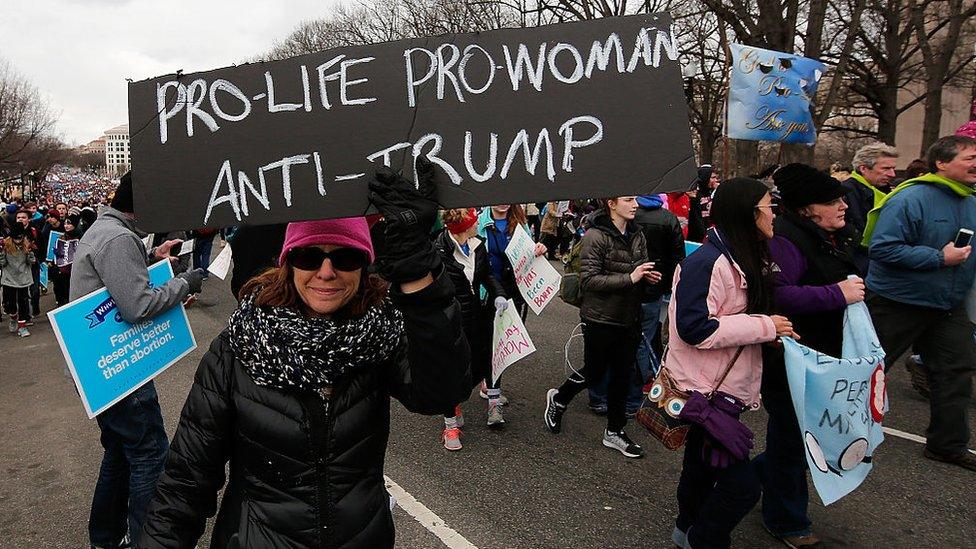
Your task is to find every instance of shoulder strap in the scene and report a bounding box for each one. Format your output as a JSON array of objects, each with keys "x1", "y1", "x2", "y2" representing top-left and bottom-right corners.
[{"x1": 710, "y1": 346, "x2": 744, "y2": 395}]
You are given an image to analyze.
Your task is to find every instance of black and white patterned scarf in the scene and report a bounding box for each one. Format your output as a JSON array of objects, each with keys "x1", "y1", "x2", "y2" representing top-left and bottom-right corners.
[{"x1": 228, "y1": 295, "x2": 405, "y2": 391}]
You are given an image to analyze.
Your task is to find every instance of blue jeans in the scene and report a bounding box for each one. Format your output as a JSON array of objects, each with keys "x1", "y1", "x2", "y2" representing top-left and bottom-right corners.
[
  {"x1": 192, "y1": 234, "x2": 215, "y2": 272},
  {"x1": 754, "y1": 387, "x2": 811, "y2": 537},
  {"x1": 588, "y1": 300, "x2": 661, "y2": 412},
  {"x1": 88, "y1": 382, "x2": 169, "y2": 546}
]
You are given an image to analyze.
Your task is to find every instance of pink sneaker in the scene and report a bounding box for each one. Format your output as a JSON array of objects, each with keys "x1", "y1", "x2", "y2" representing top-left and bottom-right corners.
[{"x1": 442, "y1": 427, "x2": 462, "y2": 451}]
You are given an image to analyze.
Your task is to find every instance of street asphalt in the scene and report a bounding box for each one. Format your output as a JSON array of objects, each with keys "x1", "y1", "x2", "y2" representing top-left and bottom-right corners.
[{"x1": 1, "y1": 256, "x2": 974, "y2": 548}]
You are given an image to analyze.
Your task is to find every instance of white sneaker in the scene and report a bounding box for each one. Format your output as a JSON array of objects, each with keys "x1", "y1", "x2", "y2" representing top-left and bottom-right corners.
[
  {"x1": 17, "y1": 326, "x2": 31, "y2": 338},
  {"x1": 442, "y1": 427, "x2": 462, "y2": 451},
  {"x1": 602, "y1": 429, "x2": 644, "y2": 458},
  {"x1": 487, "y1": 403, "x2": 505, "y2": 428}
]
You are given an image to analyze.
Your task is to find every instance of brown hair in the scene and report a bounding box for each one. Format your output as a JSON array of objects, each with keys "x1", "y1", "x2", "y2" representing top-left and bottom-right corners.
[
  {"x1": 3, "y1": 236, "x2": 30, "y2": 255},
  {"x1": 239, "y1": 261, "x2": 389, "y2": 319},
  {"x1": 490, "y1": 204, "x2": 527, "y2": 235},
  {"x1": 442, "y1": 208, "x2": 474, "y2": 227}
]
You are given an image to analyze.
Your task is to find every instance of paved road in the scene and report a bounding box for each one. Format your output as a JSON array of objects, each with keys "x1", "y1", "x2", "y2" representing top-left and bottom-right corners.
[{"x1": 1, "y1": 261, "x2": 974, "y2": 548}]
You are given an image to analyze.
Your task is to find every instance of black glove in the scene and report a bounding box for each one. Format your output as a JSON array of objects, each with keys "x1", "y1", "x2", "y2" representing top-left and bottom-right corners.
[
  {"x1": 368, "y1": 158, "x2": 441, "y2": 283},
  {"x1": 178, "y1": 268, "x2": 207, "y2": 294}
]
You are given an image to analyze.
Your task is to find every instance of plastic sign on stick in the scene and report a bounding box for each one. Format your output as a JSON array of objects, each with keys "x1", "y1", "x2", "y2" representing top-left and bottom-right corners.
[
  {"x1": 504, "y1": 224, "x2": 561, "y2": 314},
  {"x1": 48, "y1": 261, "x2": 197, "y2": 418}
]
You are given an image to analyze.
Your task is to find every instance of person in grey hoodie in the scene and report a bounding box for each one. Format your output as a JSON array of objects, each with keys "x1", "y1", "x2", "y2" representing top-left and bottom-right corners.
[{"x1": 71, "y1": 172, "x2": 206, "y2": 549}]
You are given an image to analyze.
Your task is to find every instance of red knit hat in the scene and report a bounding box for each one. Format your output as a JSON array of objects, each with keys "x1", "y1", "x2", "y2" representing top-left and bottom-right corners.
[
  {"x1": 278, "y1": 217, "x2": 374, "y2": 266},
  {"x1": 445, "y1": 208, "x2": 478, "y2": 234}
]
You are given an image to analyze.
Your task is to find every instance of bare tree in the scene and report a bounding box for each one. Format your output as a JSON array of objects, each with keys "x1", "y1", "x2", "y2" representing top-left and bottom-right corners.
[
  {"x1": 910, "y1": 0, "x2": 976, "y2": 153},
  {"x1": 0, "y1": 60, "x2": 59, "y2": 170}
]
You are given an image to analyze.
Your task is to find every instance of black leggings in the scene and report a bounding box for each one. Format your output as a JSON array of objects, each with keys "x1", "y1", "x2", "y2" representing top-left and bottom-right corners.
[
  {"x1": 2, "y1": 285, "x2": 30, "y2": 319},
  {"x1": 555, "y1": 320, "x2": 639, "y2": 432}
]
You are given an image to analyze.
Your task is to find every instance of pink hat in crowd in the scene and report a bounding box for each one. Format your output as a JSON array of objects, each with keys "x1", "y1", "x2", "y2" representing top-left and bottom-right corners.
[{"x1": 278, "y1": 217, "x2": 375, "y2": 266}]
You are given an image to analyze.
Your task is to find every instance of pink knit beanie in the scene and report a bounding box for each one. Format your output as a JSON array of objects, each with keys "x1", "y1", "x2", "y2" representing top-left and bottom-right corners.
[{"x1": 278, "y1": 217, "x2": 375, "y2": 266}]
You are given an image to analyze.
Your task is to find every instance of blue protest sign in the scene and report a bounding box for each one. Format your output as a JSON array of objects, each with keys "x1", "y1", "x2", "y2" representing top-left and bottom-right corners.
[
  {"x1": 48, "y1": 260, "x2": 196, "y2": 418},
  {"x1": 39, "y1": 263, "x2": 48, "y2": 290},
  {"x1": 782, "y1": 302, "x2": 887, "y2": 505},
  {"x1": 46, "y1": 231, "x2": 63, "y2": 262},
  {"x1": 684, "y1": 241, "x2": 702, "y2": 257},
  {"x1": 727, "y1": 43, "x2": 825, "y2": 144}
]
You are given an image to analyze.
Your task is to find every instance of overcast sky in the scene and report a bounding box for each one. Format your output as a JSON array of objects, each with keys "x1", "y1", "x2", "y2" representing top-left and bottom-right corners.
[{"x1": 1, "y1": 0, "x2": 340, "y2": 145}]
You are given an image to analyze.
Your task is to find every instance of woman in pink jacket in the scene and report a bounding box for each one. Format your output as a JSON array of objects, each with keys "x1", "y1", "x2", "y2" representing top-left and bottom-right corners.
[{"x1": 664, "y1": 178, "x2": 796, "y2": 549}]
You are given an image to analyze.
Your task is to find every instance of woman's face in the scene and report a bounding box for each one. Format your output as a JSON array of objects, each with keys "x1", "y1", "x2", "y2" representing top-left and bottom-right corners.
[
  {"x1": 803, "y1": 198, "x2": 847, "y2": 232},
  {"x1": 754, "y1": 192, "x2": 776, "y2": 239},
  {"x1": 292, "y1": 244, "x2": 363, "y2": 317},
  {"x1": 609, "y1": 196, "x2": 638, "y2": 220},
  {"x1": 64, "y1": 221, "x2": 75, "y2": 233},
  {"x1": 491, "y1": 205, "x2": 510, "y2": 218}
]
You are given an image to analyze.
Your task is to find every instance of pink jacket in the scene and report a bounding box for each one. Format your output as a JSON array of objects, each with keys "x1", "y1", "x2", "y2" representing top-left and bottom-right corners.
[{"x1": 663, "y1": 231, "x2": 777, "y2": 407}]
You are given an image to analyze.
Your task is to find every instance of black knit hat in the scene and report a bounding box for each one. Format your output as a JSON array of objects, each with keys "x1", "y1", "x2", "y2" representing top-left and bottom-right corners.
[
  {"x1": 773, "y1": 163, "x2": 850, "y2": 210},
  {"x1": 9, "y1": 222, "x2": 25, "y2": 239},
  {"x1": 111, "y1": 171, "x2": 134, "y2": 213}
]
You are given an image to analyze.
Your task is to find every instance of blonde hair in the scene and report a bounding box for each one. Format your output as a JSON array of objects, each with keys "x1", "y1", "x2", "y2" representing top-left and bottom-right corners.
[{"x1": 3, "y1": 236, "x2": 30, "y2": 255}]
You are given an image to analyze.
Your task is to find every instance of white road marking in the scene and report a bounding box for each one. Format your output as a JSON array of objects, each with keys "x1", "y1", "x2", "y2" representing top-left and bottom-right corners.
[
  {"x1": 883, "y1": 427, "x2": 976, "y2": 455},
  {"x1": 384, "y1": 475, "x2": 479, "y2": 549}
]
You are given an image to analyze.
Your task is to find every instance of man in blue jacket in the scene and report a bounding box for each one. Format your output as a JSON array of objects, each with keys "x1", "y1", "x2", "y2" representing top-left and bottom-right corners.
[{"x1": 866, "y1": 135, "x2": 976, "y2": 472}]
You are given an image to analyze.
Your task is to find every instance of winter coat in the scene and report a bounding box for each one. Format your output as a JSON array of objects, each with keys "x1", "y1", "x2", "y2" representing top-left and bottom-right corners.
[
  {"x1": 840, "y1": 173, "x2": 887, "y2": 237},
  {"x1": 579, "y1": 211, "x2": 648, "y2": 327},
  {"x1": 634, "y1": 200, "x2": 685, "y2": 301},
  {"x1": 433, "y1": 230, "x2": 505, "y2": 385},
  {"x1": 139, "y1": 270, "x2": 471, "y2": 549},
  {"x1": 866, "y1": 182, "x2": 976, "y2": 310},
  {"x1": 663, "y1": 228, "x2": 777, "y2": 408},
  {"x1": 0, "y1": 242, "x2": 35, "y2": 288},
  {"x1": 764, "y1": 212, "x2": 863, "y2": 400},
  {"x1": 70, "y1": 206, "x2": 189, "y2": 323}
]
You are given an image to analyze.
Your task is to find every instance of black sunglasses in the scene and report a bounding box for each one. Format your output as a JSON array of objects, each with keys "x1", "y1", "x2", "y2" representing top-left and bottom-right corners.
[{"x1": 286, "y1": 246, "x2": 368, "y2": 272}]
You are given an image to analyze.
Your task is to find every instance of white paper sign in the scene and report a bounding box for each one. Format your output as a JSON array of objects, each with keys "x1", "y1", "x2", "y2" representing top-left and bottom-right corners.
[
  {"x1": 178, "y1": 238, "x2": 195, "y2": 256},
  {"x1": 503, "y1": 224, "x2": 561, "y2": 314},
  {"x1": 141, "y1": 234, "x2": 154, "y2": 249},
  {"x1": 207, "y1": 243, "x2": 233, "y2": 280},
  {"x1": 491, "y1": 299, "x2": 536, "y2": 384}
]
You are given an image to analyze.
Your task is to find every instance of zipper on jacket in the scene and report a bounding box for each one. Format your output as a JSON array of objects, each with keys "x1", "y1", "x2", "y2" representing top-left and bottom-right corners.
[{"x1": 306, "y1": 386, "x2": 334, "y2": 548}]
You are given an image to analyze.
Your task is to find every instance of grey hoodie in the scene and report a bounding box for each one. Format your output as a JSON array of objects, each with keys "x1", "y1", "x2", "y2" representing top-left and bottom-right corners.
[{"x1": 70, "y1": 206, "x2": 189, "y2": 323}]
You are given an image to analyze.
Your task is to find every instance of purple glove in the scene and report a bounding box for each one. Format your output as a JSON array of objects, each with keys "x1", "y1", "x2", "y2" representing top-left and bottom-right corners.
[{"x1": 679, "y1": 391, "x2": 754, "y2": 461}]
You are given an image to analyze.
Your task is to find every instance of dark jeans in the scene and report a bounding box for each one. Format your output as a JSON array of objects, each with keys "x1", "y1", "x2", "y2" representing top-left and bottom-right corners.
[
  {"x1": 677, "y1": 426, "x2": 761, "y2": 549},
  {"x1": 555, "y1": 320, "x2": 638, "y2": 432},
  {"x1": 192, "y1": 234, "x2": 215, "y2": 271},
  {"x1": 52, "y1": 273, "x2": 70, "y2": 306},
  {"x1": 88, "y1": 382, "x2": 169, "y2": 546},
  {"x1": 867, "y1": 294, "x2": 975, "y2": 455},
  {"x1": 2, "y1": 285, "x2": 30, "y2": 318},
  {"x1": 589, "y1": 300, "x2": 661, "y2": 412},
  {"x1": 754, "y1": 388, "x2": 811, "y2": 537}
]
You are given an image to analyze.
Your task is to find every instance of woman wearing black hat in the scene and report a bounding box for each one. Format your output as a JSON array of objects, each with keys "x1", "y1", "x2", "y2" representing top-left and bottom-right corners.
[{"x1": 756, "y1": 163, "x2": 866, "y2": 547}]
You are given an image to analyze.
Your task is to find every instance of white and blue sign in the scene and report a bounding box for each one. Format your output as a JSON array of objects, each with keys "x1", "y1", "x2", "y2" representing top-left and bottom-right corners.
[
  {"x1": 48, "y1": 260, "x2": 196, "y2": 418},
  {"x1": 782, "y1": 302, "x2": 887, "y2": 505},
  {"x1": 728, "y1": 43, "x2": 825, "y2": 144},
  {"x1": 684, "y1": 240, "x2": 702, "y2": 257},
  {"x1": 46, "y1": 231, "x2": 63, "y2": 262},
  {"x1": 39, "y1": 263, "x2": 48, "y2": 290}
]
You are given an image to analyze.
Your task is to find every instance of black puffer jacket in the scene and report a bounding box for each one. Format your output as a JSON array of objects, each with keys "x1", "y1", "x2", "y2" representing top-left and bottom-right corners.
[
  {"x1": 579, "y1": 211, "x2": 649, "y2": 327},
  {"x1": 433, "y1": 230, "x2": 505, "y2": 386},
  {"x1": 634, "y1": 204, "x2": 684, "y2": 301},
  {"x1": 138, "y1": 270, "x2": 470, "y2": 549}
]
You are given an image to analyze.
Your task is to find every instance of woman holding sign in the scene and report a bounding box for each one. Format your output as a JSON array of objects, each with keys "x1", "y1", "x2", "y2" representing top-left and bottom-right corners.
[
  {"x1": 435, "y1": 208, "x2": 508, "y2": 448},
  {"x1": 139, "y1": 161, "x2": 471, "y2": 549},
  {"x1": 543, "y1": 196, "x2": 655, "y2": 459},
  {"x1": 663, "y1": 178, "x2": 796, "y2": 549},
  {"x1": 756, "y1": 164, "x2": 865, "y2": 548}
]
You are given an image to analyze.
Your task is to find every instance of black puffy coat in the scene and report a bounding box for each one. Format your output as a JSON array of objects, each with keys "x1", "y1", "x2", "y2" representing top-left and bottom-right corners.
[
  {"x1": 579, "y1": 211, "x2": 649, "y2": 327},
  {"x1": 433, "y1": 230, "x2": 505, "y2": 386},
  {"x1": 634, "y1": 205, "x2": 684, "y2": 301},
  {"x1": 138, "y1": 271, "x2": 471, "y2": 549}
]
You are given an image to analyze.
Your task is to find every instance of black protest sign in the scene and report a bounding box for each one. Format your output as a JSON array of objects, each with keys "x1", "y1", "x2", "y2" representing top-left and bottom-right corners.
[{"x1": 128, "y1": 13, "x2": 695, "y2": 231}]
